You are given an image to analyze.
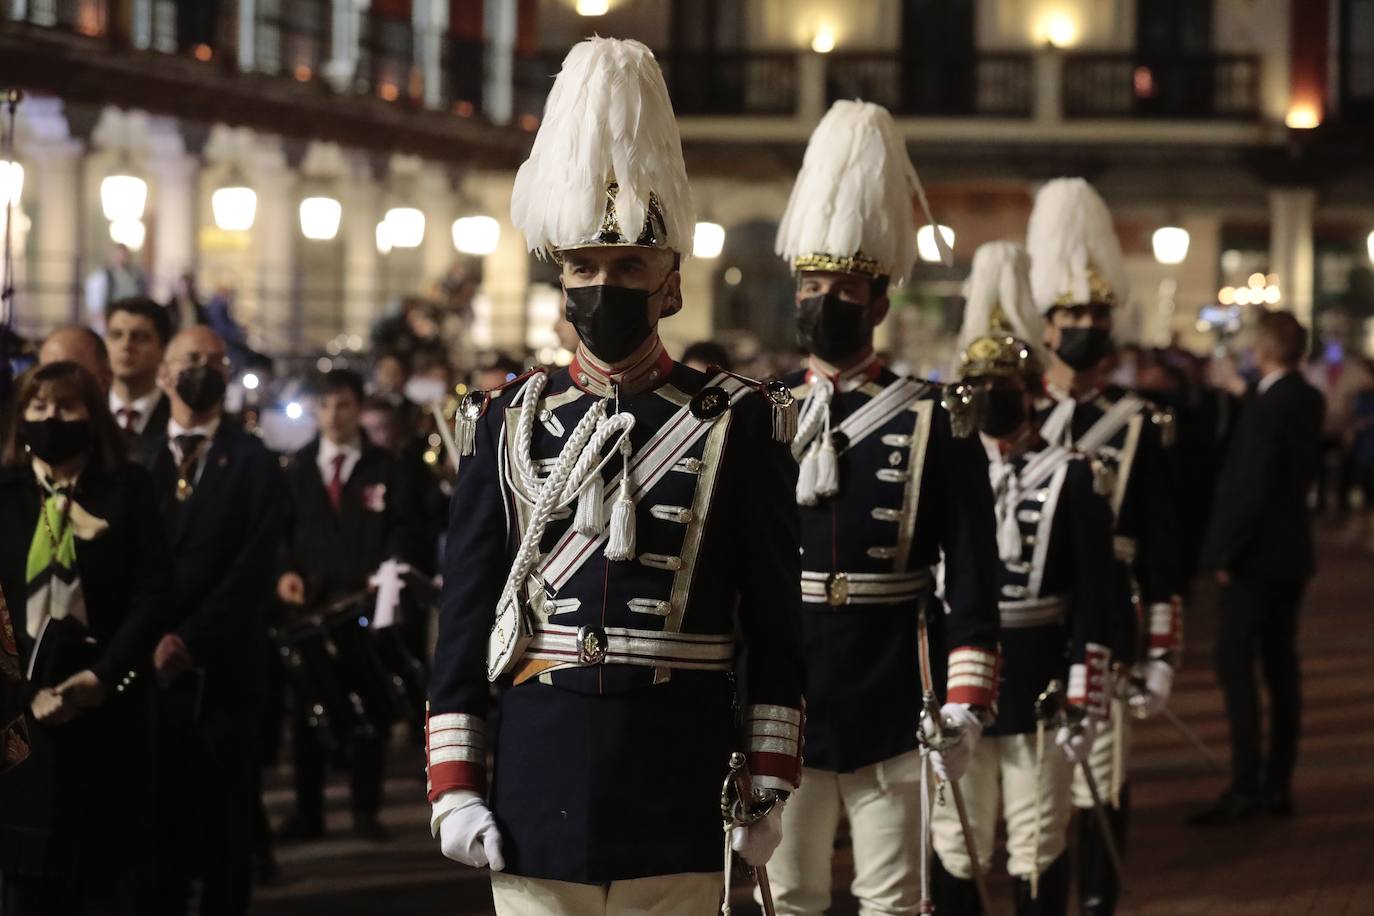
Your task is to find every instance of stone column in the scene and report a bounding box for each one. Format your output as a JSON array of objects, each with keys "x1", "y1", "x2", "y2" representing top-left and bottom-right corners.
[
  {"x1": 340, "y1": 156, "x2": 382, "y2": 337},
  {"x1": 1268, "y1": 187, "x2": 1316, "y2": 327},
  {"x1": 250, "y1": 143, "x2": 298, "y2": 351},
  {"x1": 146, "y1": 116, "x2": 198, "y2": 301},
  {"x1": 20, "y1": 98, "x2": 85, "y2": 332}
]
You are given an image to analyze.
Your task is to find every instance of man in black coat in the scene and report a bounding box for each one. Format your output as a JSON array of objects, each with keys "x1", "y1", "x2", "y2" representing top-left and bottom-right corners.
[
  {"x1": 275, "y1": 369, "x2": 424, "y2": 841},
  {"x1": 147, "y1": 326, "x2": 286, "y2": 916},
  {"x1": 105, "y1": 297, "x2": 172, "y2": 470},
  {"x1": 1192, "y1": 311, "x2": 1325, "y2": 826}
]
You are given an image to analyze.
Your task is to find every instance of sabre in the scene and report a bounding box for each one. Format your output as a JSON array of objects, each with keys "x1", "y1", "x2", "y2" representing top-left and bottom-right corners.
[
  {"x1": 720, "y1": 752, "x2": 778, "y2": 916},
  {"x1": 1119, "y1": 672, "x2": 1226, "y2": 775},
  {"x1": 1037, "y1": 680, "x2": 1127, "y2": 895},
  {"x1": 915, "y1": 606, "x2": 994, "y2": 915}
]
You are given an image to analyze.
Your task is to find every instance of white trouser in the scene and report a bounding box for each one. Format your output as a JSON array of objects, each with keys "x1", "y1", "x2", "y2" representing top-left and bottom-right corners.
[
  {"x1": 931, "y1": 734, "x2": 1073, "y2": 880},
  {"x1": 765, "y1": 749, "x2": 924, "y2": 915},
  {"x1": 1071, "y1": 697, "x2": 1131, "y2": 809},
  {"x1": 490, "y1": 872, "x2": 723, "y2": 915}
]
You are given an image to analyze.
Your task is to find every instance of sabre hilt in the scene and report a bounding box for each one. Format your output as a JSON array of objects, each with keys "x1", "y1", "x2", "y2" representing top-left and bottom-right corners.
[
  {"x1": 917, "y1": 690, "x2": 966, "y2": 753},
  {"x1": 1035, "y1": 679, "x2": 1087, "y2": 731},
  {"x1": 721, "y1": 752, "x2": 783, "y2": 829}
]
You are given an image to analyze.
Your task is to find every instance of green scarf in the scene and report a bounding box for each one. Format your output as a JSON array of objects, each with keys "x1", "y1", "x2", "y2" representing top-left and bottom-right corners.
[{"x1": 24, "y1": 462, "x2": 102, "y2": 640}]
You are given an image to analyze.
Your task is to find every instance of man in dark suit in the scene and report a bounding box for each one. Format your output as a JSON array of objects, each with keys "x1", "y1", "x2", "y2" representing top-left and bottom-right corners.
[
  {"x1": 1192, "y1": 311, "x2": 1324, "y2": 826},
  {"x1": 105, "y1": 297, "x2": 172, "y2": 470},
  {"x1": 275, "y1": 369, "x2": 423, "y2": 841},
  {"x1": 147, "y1": 326, "x2": 286, "y2": 915}
]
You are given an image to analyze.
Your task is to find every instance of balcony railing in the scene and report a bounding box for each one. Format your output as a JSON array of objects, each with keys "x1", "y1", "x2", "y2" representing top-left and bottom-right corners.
[
  {"x1": 1062, "y1": 53, "x2": 1260, "y2": 119},
  {"x1": 825, "y1": 52, "x2": 1032, "y2": 116},
  {"x1": 659, "y1": 51, "x2": 798, "y2": 116}
]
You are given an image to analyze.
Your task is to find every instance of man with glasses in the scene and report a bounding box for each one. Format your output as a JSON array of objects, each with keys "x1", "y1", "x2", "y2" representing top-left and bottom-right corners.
[{"x1": 146, "y1": 325, "x2": 286, "y2": 916}]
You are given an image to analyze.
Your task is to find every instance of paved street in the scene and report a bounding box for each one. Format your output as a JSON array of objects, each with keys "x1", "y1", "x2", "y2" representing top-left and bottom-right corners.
[{"x1": 254, "y1": 526, "x2": 1374, "y2": 915}]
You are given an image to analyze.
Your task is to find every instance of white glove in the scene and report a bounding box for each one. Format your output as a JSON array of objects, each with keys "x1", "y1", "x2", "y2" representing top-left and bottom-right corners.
[
  {"x1": 924, "y1": 702, "x2": 984, "y2": 783},
  {"x1": 1056, "y1": 717, "x2": 1099, "y2": 764},
  {"x1": 730, "y1": 802, "x2": 784, "y2": 867},
  {"x1": 369, "y1": 558, "x2": 411, "y2": 629},
  {"x1": 437, "y1": 791, "x2": 505, "y2": 871},
  {"x1": 1128, "y1": 660, "x2": 1174, "y2": 719}
]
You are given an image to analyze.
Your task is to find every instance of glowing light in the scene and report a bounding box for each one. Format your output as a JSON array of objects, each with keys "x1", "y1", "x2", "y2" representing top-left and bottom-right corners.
[
  {"x1": 285, "y1": 401, "x2": 304, "y2": 420},
  {"x1": 0, "y1": 160, "x2": 23, "y2": 205},
  {"x1": 811, "y1": 24, "x2": 836, "y2": 54},
  {"x1": 917, "y1": 224, "x2": 955, "y2": 263},
  {"x1": 1037, "y1": 12, "x2": 1078, "y2": 48},
  {"x1": 1367, "y1": 230, "x2": 1374, "y2": 265},
  {"x1": 1232, "y1": 287, "x2": 1252, "y2": 305},
  {"x1": 242, "y1": 372, "x2": 260, "y2": 390},
  {"x1": 379, "y1": 83, "x2": 400, "y2": 102},
  {"x1": 1263, "y1": 285, "x2": 1281, "y2": 305},
  {"x1": 576, "y1": 0, "x2": 608, "y2": 14},
  {"x1": 108, "y1": 219, "x2": 146, "y2": 251},
  {"x1": 1247, "y1": 272, "x2": 1266, "y2": 289},
  {"x1": 1151, "y1": 227, "x2": 1190, "y2": 265},
  {"x1": 1218, "y1": 286, "x2": 1236, "y2": 306},
  {"x1": 693, "y1": 222, "x2": 726, "y2": 259},
  {"x1": 100, "y1": 173, "x2": 148, "y2": 222},
  {"x1": 316, "y1": 357, "x2": 333, "y2": 372},
  {"x1": 212, "y1": 184, "x2": 257, "y2": 231},
  {"x1": 384, "y1": 207, "x2": 425, "y2": 248},
  {"x1": 192, "y1": 43, "x2": 213, "y2": 61},
  {"x1": 293, "y1": 65, "x2": 312, "y2": 82},
  {"x1": 376, "y1": 220, "x2": 393, "y2": 254},
  {"x1": 451, "y1": 215, "x2": 501, "y2": 255},
  {"x1": 724, "y1": 266, "x2": 743, "y2": 286},
  {"x1": 1285, "y1": 102, "x2": 1321, "y2": 130},
  {"x1": 299, "y1": 196, "x2": 342, "y2": 241}
]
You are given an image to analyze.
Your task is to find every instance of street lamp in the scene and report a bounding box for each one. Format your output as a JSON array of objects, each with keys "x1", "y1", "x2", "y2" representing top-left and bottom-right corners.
[
  {"x1": 100, "y1": 173, "x2": 148, "y2": 222},
  {"x1": 0, "y1": 160, "x2": 22, "y2": 205},
  {"x1": 384, "y1": 207, "x2": 425, "y2": 248},
  {"x1": 299, "y1": 196, "x2": 342, "y2": 241},
  {"x1": 1151, "y1": 226, "x2": 1190, "y2": 265},
  {"x1": 376, "y1": 220, "x2": 394, "y2": 255},
  {"x1": 212, "y1": 183, "x2": 258, "y2": 231},
  {"x1": 452, "y1": 215, "x2": 500, "y2": 255},
  {"x1": 693, "y1": 222, "x2": 726, "y2": 259},
  {"x1": 916, "y1": 224, "x2": 954, "y2": 263},
  {"x1": 108, "y1": 219, "x2": 146, "y2": 251}
]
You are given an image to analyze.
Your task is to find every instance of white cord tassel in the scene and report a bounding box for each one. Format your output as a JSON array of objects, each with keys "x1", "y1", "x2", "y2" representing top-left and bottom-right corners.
[
  {"x1": 796, "y1": 440, "x2": 820, "y2": 506},
  {"x1": 605, "y1": 437, "x2": 636, "y2": 561},
  {"x1": 574, "y1": 473, "x2": 605, "y2": 537},
  {"x1": 814, "y1": 415, "x2": 840, "y2": 499}
]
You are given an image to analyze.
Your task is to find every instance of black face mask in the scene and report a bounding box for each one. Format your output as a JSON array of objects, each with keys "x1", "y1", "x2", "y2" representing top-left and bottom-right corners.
[
  {"x1": 796, "y1": 294, "x2": 871, "y2": 363},
  {"x1": 175, "y1": 365, "x2": 227, "y2": 413},
  {"x1": 1055, "y1": 327, "x2": 1113, "y2": 372},
  {"x1": 23, "y1": 418, "x2": 93, "y2": 467},
  {"x1": 564, "y1": 283, "x2": 658, "y2": 364},
  {"x1": 978, "y1": 387, "x2": 1028, "y2": 439}
]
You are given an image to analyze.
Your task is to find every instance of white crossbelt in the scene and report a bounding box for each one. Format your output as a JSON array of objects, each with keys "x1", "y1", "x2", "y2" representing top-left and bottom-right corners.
[
  {"x1": 800, "y1": 569, "x2": 933, "y2": 605},
  {"x1": 1041, "y1": 393, "x2": 1144, "y2": 454},
  {"x1": 832, "y1": 377, "x2": 928, "y2": 454},
  {"x1": 524, "y1": 623, "x2": 735, "y2": 671},
  {"x1": 998, "y1": 595, "x2": 1067, "y2": 629}
]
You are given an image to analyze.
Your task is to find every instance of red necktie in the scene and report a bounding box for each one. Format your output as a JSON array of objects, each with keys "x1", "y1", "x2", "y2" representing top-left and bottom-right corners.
[
  {"x1": 119, "y1": 407, "x2": 140, "y2": 431},
  {"x1": 327, "y1": 453, "x2": 346, "y2": 511}
]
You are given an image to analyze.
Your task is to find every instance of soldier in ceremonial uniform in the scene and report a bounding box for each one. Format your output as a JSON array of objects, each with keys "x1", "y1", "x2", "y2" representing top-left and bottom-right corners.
[
  {"x1": 930, "y1": 242, "x2": 1119, "y2": 915},
  {"x1": 425, "y1": 38, "x2": 805, "y2": 914},
  {"x1": 765, "y1": 99, "x2": 1001, "y2": 915},
  {"x1": 1025, "y1": 179, "x2": 1185, "y2": 916}
]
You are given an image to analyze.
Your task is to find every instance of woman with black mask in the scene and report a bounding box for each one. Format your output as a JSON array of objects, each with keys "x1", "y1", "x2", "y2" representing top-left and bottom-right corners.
[
  {"x1": 930, "y1": 242, "x2": 1118, "y2": 916},
  {"x1": 0, "y1": 361, "x2": 172, "y2": 915}
]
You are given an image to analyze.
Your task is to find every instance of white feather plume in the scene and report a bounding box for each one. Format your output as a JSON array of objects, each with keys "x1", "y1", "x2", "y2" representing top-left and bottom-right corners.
[
  {"x1": 958, "y1": 241, "x2": 1045, "y2": 359},
  {"x1": 510, "y1": 38, "x2": 695, "y2": 257},
  {"x1": 776, "y1": 100, "x2": 948, "y2": 282},
  {"x1": 1025, "y1": 177, "x2": 1129, "y2": 314}
]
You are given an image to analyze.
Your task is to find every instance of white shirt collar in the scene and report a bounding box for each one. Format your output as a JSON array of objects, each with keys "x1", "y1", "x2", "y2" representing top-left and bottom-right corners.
[
  {"x1": 317, "y1": 436, "x2": 363, "y2": 485},
  {"x1": 109, "y1": 388, "x2": 163, "y2": 434},
  {"x1": 1258, "y1": 368, "x2": 1290, "y2": 395}
]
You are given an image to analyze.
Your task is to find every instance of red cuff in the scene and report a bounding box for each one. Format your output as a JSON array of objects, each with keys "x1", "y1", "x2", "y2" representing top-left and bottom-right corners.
[
  {"x1": 947, "y1": 645, "x2": 999, "y2": 708},
  {"x1": 425, "y1": 709, "x2": 487, "y2": 801},
  {"x1": 1068, "y1": 642, "x2": 1111, "y2": 720},
  {"x1": 745, "y1": 703, "x2": 804, "y2": 790}
]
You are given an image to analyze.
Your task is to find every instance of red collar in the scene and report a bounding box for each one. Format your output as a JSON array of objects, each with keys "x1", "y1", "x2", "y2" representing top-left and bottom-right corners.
[
  {"x1": 569, "y1": 339, "x2": 675, "y2": 398},
  {"x1": 806, "y1": 353, "x2": 882, "y2": 391}
]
